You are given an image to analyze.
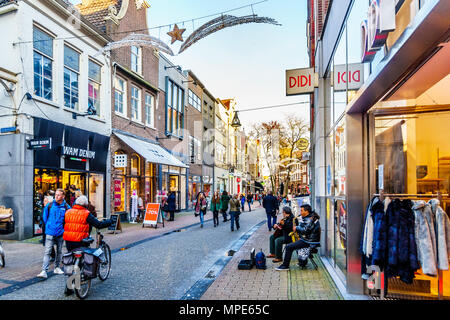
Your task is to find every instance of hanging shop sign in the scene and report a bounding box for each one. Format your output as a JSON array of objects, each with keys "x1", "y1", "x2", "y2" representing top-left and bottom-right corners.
[
  {"x1": 114, "y1": 154, "x2": 127, "y2": 168},
  {"x1": 361, "y1": 0, "x2": 396, "y2": 63},
  {"x1": 333, "y1": 63, "x2": 365, "y2": 91},
  {"x1": 27, "y1": 137, "x2": 52, "y2": 150},
  {"x1": 286, "y1": 68, "x2": 318, "y2": 96},
  {"x1": 298, "y1": 138, "x2": 309, "y2": 151}
]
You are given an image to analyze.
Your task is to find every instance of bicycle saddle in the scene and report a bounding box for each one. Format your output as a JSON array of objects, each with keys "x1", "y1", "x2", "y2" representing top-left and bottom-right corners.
[{"x1": 81, "y1": 237, "x2": 95, "y2": 245}]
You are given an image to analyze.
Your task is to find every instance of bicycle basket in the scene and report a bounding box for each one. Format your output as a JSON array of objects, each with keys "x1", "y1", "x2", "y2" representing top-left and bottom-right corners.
[
  {"x1": 82, "y1": 252, "x2": 98, "y2": 279},
  {"x1": 62, "y1": 252, "x2": 75, "y2": 276}
]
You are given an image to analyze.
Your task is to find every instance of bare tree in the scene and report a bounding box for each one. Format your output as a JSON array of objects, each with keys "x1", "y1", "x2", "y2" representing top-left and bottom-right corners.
[
  {"x1": 279, "y1": 115, "x2": 309, "y2": 197},
  {"x1": 249, "y1": 121, "x2": 281, "y2": 193}
]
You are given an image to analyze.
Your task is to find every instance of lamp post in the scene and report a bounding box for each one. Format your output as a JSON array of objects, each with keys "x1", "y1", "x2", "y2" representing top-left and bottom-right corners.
[{"x1": 231, "y1": 111, "x2": 241, "y2": 194}]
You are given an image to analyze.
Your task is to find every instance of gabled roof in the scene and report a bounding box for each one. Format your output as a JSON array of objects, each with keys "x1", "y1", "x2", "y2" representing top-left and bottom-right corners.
[{"x1": 76, "y1": 0, "x2": 122, "y2": 33}]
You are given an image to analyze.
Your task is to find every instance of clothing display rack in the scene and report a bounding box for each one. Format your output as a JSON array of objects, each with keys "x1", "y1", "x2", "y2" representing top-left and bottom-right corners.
[{"x1": 367, "y1": 192, "x2": 448, "y2": 300}]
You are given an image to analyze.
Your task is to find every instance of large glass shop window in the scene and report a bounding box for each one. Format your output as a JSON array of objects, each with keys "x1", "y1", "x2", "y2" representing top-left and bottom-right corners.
[
  {"x1": 375, "y1": 111, "x2": 450, "y2": 200},
  {"x1": 375, "y1": 111, "x2": 450, "y2": 298},
  {"x1": 89, "y1": 174, "x2": 104, "y2": 218}
]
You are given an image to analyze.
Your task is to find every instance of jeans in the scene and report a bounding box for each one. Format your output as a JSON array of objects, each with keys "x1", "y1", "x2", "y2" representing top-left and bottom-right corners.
[
  {"x1": 213, "y1": 210, "x2": 219, "y2": 226},
  {"x1": 266, "y1": 213, "x2": 277, "y2": 231},
  {"x1": 42, "y1": 235, "x2": 64, "y2": 272},
  {"x1": 281, "y1": 239, "x2": 310, "y2": 267},
  {"x1": 269, "y1": 234, "x2": 286, "y2": 259},
  {"x1": 230, "y1": 211, "x2": 240, "y2": 231},
  {"x1": 199, "y1": 210, "x2": 205, "y2": 225},
  {"x1": 221, "y1": 209, "x2": 228, "y2": 221},
  {"x1": 247, "y1": 201, "x2": 252, "y2": 211}
]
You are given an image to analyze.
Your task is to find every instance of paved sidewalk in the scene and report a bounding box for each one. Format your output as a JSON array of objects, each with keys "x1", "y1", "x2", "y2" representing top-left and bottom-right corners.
[
  {"x1": 0, "y1": 209, "x2": 204, "y2": 292},
  {"x1": 201, "y1": 224, "x2": 343, "y2": 300}
]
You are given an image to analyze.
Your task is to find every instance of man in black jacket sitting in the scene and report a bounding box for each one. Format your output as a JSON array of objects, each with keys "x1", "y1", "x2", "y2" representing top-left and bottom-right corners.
[{"x1": 276, "y1": 204, "x2": 320, "y2": 271}]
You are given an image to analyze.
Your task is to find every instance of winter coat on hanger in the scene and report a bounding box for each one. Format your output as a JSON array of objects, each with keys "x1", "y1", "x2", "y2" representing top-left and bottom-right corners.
[
  {"x1": 371, "y1": 198, "x2": 389, "y2": 270},
  {"x1": 385, "y1": 199, "x2": 420, "y2": 284},
  {"x1": 429, "y1": 199, "x2": 450, "y2": 271},
  {"x1": 412, "y1": 200, "x2": 437, "y2": 276}
]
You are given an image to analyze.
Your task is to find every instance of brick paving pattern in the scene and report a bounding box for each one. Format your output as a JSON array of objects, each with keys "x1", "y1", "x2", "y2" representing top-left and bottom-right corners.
[{"x1": 202, "y1": 225, "x2": 343, "y2": 300}]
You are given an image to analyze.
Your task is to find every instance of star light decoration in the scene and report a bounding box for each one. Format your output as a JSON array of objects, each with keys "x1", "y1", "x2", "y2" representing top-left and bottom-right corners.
[
  {"x1": 179, "y1": 15, "x2": 281, "y2": 54},
  {"x1": 167, "y1": 24, "x2": 186, "y2": 44}
]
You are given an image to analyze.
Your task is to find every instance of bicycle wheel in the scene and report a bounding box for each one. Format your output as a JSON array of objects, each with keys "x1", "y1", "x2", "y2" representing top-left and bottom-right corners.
[
  {"x1": 97, "y1": 243, "x2": 111, "y2": 281},
  {"x1": 0, "y1": 251, "x2": 4, "y2": 268},
  {"x1": 75, "y1": 274, "x2": 91, "y2": 299}
]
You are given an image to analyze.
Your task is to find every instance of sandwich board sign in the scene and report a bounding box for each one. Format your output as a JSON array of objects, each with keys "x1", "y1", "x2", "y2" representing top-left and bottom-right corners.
[
  {"x1": 108, "y1": 214, "x2": 122, "y2": 234},
  {"x1": 143, "y1": 203, "x2": 162, "y2": 228}
]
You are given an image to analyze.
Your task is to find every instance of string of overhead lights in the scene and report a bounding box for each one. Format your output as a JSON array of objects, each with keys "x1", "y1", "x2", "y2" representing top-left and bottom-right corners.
[
  {"x1": 13, "y1": 0, "x2": 269, "y2": 46},
  {"x1": 237, "y1": 101, "x2": 310, "y2": 113}
]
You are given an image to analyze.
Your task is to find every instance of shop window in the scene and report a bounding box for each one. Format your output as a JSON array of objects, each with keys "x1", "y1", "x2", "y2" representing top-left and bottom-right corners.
[
  {"x1": 130, "y1": 154, "x2": 141, "y2": 176},
  {"x1": 33, "y1": 26, "x2": 53, "y2": 101},
  {"x1": 63, "y1": 45, "x2": 80, "y2": 110},
  {"x1": 89, "y1": 174, "x2": 104, "y2": 218}
]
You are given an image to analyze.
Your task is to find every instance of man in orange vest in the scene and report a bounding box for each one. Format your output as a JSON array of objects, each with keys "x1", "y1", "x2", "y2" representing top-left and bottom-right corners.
[{"x1": 64, "y1": 195, "x2": 112, "y2": 252}]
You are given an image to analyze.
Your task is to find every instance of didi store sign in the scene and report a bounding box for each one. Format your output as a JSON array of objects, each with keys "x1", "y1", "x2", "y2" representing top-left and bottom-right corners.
[
  {"x1": 286, "y1": 68, "x2": 317, "y2": 96},
  {"x1": 333, "y1": 63, "x2": 364, "y2": 91}
]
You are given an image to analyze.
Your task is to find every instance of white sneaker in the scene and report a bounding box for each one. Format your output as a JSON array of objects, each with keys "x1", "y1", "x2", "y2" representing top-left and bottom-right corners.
[
  {"x1": 37, "y1": 270, "x2": 47, "y2": 279},
  {"x1": 54, "y1": 267, "x2": 64, "y2": 275}
]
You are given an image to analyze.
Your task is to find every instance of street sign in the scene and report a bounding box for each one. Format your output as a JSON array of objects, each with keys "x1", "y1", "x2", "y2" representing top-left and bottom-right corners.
[
  {"x1": 143, "y1": 203, "x2": 161, "y2": 228},
  {"x1": 286, "y1": 68, "x2": 317, "y2": 95},
  {"x1": 27, "y1": 137, "x2": 52, "y2": 150}
]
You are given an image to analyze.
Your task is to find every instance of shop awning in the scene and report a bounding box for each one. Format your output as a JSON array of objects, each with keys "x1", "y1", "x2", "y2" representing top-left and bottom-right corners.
[{"x1": 114, "y1": 132, "x2": 188, "y2": 168}]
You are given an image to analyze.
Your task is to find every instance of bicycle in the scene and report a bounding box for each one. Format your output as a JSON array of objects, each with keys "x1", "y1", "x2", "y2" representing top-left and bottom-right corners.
[
  {"x1": 64, "y1": 229, "x2": 111, "y2": 299},
  {"x1": 0, "y1": 241, "x2": 5, "y2": 268}
]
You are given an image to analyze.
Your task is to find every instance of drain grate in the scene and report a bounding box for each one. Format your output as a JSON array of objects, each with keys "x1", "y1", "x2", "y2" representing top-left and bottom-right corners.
[
  {"x1": 205, "y1": 271, "x2": 215, "y2": 279},
  {"x1": 227, "y1": 250, "x2": 236, "y2": 256}
]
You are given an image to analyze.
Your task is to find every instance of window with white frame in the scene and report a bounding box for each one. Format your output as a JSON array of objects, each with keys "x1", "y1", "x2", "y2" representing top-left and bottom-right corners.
[
  {"x1": 131, "y1": 86, "x2": 141, "y2": 121},
  {"x1": 188, "y1": 89, "x2": 201, "y2": 111},
  {"x1": 33, "y1": 27, "x2": 53, "y2": 100},
  {"x1": 145, "y1": 93, "x2": 154, "y2": 127},
  {"x1": 88, "y1": 60, "x2": 101, "y2": 116},
  {"x1": 114, "y1": 76, "x2": 126, "y2": 116},
  {"x1": 63, "y1": 45, "x2": 80, "y2": 110},
  {"x1": 131, "y1": 46, "x2": 141, "y2": 74},
  {"x1": 189, "y1": 136, "x2": 202, "y2": 163},
  {"x1": 166, "y1": 80, "x2": 184, "y2": 137}
]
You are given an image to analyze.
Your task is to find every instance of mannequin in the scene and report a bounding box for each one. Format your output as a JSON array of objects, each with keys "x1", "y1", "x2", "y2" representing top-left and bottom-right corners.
[{"x1": 130, "y1": 190, "x2": 139, "y2": 223}]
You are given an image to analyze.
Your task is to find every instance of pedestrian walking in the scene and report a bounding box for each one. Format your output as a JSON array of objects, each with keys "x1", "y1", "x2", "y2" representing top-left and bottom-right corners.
[
  {"x1": 167, "y1": 191, "x2": 177, "y2": 221},
  {"x1": 195, "y1": 192, "x2": 208, "y2": 228},
  {"x1": 246, "y1": 193, "x2": 253, "y2": 212},
  {"x1": 41, "y1": 195, "x2": 56, "y2": 262},
  {"x1": 220, "y1": 191, "x2": 231, "y2": 222},
  {"x1": 240, "y1": 194, "x2": 246, "y2": 212},
  {"x1": 263, "y1": 191, "x2": 279, "y2": 231},
  {"x1": 37, "y1": 189, "x2": 70, "y2": 279},
  {"x1": 210, "y1": 191, "x2": 221, "y2": 227},
  {"x1": 229, "y1": 194, "x2": 241, "y2": 232}
]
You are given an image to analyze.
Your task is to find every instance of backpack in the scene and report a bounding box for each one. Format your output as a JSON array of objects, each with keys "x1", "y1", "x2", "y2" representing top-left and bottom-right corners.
[{"x1": 255, "y1": 250, "x2": 267, "y2": 270}]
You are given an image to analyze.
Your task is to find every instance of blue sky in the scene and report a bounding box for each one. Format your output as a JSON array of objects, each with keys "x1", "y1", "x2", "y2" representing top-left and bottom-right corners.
[{"x1": 73, "y1": 0, "x2": 310, "y2": 130}]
